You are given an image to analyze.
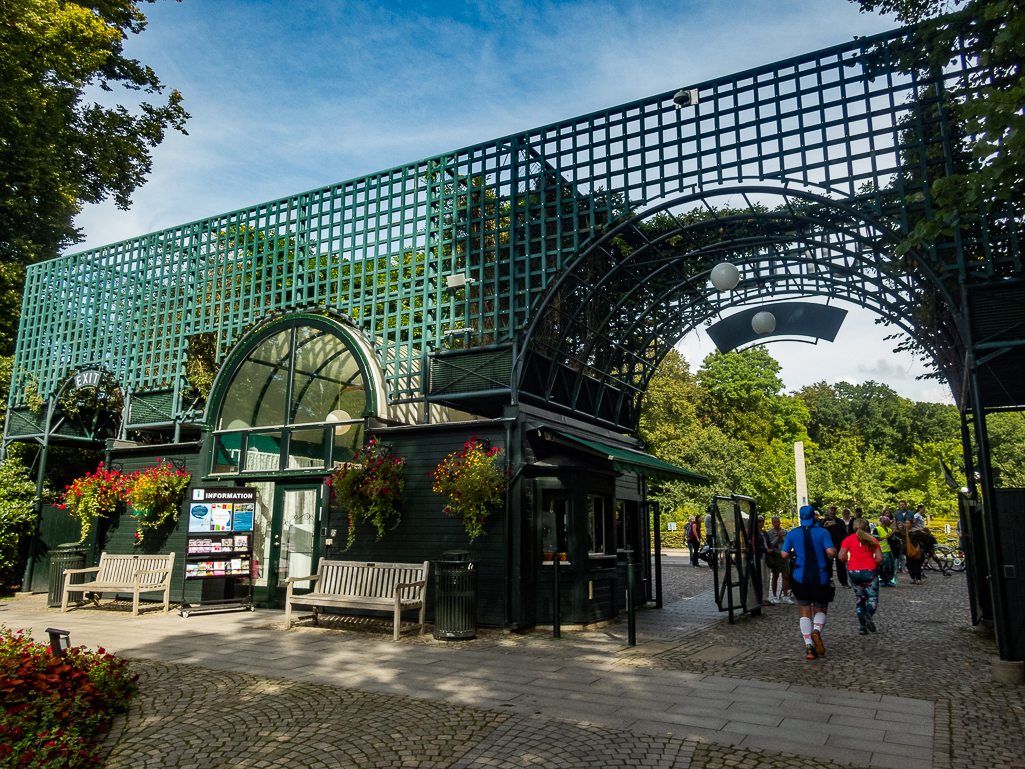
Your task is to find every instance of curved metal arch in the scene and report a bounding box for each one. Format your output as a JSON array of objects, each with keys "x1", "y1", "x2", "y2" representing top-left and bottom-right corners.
[
  {"x1": 515, "y1": 186, "x2": 962, "y2": 430},
  {"x1": 574, "y1": 230, "x2": 927, "y2": 387}
]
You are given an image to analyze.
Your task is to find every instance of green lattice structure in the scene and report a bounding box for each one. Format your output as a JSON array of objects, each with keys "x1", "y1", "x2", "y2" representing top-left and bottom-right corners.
[{"x1": 6, "y1": 26, "x2": 1021, "y2": 440}]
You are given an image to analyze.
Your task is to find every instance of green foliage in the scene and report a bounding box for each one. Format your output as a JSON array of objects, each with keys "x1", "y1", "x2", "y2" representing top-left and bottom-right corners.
[
  {"x1": 184, "y1": 333, "x2": 218, "y2": 401},
  {"x1": 0, "y1": 458, "x2": 39, "y2": 585},
  {"x1": 639, "y1": 345, "x2": 1013, "y2": 526},
  {"x1": 432, "y1": 438, "x2": 509, "y2": 542},
  {"x1": 127, "y1": 463, "x2": 192, "y2": 545},
  {"x1": 0, "y1": 627, "x2": 138, "y2": 769},
  {"x1": 57, "y1": 464, "x2": 131, "y2": 544},
  {"x1": 988, "y1": 412, "x2": 1025, "y2": 487},
  {"x1": 0, "y1": 0, "x2": 189, "y2": 271},
  {"x1": 639, "y1": 349, "x2": 701, "y2": 466},
  {"x1": 852, "y1": 1, "x2": 1025, "y2": 258},
  {"x1": 329, "y1": 436, "x2": 406, "y2": 549},
  {"x1": 697, "y1": 348, "x2": 784, "y2": 438}
]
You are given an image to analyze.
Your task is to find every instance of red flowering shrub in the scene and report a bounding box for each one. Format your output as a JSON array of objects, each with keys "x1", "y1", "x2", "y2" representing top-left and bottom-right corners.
[
  {"x1": 328, "y1": 436, "x2": 406, "y2": 549},
  {"x1": 0, "y1": 628, "x2": 138, "y2": 769}
]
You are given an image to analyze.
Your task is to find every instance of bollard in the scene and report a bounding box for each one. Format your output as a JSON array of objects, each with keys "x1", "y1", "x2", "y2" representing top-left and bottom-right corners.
[
  {"x1": 627, "y1": 551, "x2": 636, "y2": 646},
  {"x1": 45, "y1": 628, "x2": 70, "y2": 658},
  {"x1": 552, "y1": 552, "x2": 561, "y2": 639}
]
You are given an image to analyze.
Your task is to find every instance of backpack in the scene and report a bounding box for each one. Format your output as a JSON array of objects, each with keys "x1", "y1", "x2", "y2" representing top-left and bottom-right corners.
[
  {"x1": 684, "y1": 521, "x2": 693, "y2": 540},
  {"x1": 905, "y1": 531, "x2": 921, "y2": 559}
]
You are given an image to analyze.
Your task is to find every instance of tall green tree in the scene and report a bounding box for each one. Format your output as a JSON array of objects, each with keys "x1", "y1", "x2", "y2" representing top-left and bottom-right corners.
[
  {"x1": 0, "y1": 0, "x2": 189, "y2": 349},
  {"x1": 639, "y1": 349, "x2": 701, "y2": 465},
  {"x1": 696, "y1": 347, "x2": 783, "y2": 440}
]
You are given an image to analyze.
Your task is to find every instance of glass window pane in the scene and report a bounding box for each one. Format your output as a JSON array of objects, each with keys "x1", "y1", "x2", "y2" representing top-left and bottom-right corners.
[
  {"x1": 588, "y1": 494, "x2": 605, "y2": 553},
  {"x1": 332, "y1": 422, "x2": 364, "y2": 466},
  {"x1": 218, "y1": 330, "x2": 291, "y2": 430},
  {"x1": 279, "y1": 488, "x2": 318, "y2": 588},
  {"x1": 291, "y1": 326, "x2": 366, "y2": 425},
  {"x1": 251, "y1": 482, "x2": 274, "y2": 587},
  {"x1": 212, "y1": 433, "x2": 242, "y2": 474},
  {"x1": 541, "y1": 491, "x2": 568, "y2": 554},
  {"x1": 244, "y1": 431, "x2": 283, "y2": 472},
  {"x1": 287, "y1": 428, "x2": 327, "y2": 470}
]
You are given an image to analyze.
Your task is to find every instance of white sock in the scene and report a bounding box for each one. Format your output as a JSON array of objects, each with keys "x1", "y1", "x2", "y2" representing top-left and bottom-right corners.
[
  {"x1": 800, "y1": 616, "x2": 813, "y2": 643},
  {"x1": 813, "y1": 612, "x2": 826, "y2": 633}
]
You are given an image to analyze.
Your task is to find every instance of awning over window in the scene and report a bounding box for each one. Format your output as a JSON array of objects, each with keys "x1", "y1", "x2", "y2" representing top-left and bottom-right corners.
[{"x1": 541, "y1": 428, "x2": 710, "y2": 485}]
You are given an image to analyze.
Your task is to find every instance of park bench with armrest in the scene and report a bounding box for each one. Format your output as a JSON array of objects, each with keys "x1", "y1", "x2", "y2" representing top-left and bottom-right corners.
[
  {"x1": 284, "y1": 560, "x2": 429, "y2": 640},
  {"x1": 61, "y1": 552, "x2": 175, "y2": 617}
]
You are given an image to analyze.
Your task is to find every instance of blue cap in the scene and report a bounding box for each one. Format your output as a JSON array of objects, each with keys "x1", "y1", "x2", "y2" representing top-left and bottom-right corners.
[{"x1": 799, "y1": 505, "x2": 815, "y2": 524}]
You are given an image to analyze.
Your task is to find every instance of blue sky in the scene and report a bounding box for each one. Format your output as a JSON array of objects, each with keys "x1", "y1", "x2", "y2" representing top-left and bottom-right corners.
[{"x1": 73, "y1": 0, "x2": 953, "y2": 403}]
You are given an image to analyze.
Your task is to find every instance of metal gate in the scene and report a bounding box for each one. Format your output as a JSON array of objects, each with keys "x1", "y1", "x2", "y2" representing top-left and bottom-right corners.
[{"x1": 710, "y1": 495, "x2": 763, "y2": 623}]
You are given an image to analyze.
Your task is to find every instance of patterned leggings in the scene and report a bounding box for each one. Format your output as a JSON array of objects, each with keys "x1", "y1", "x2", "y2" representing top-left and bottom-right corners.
[{"x1": 848, "y1": 569, "x2": 879, "y2": 626}]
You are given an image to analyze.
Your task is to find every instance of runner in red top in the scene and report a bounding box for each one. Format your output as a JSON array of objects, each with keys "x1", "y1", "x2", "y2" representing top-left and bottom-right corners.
[{"x1": 838, "y1": 519, "x2": 883, "y2": 635}]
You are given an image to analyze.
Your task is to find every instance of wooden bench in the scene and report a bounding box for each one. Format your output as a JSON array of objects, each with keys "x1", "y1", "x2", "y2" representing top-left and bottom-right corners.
[
  {"x1": 284, "y1": 560, "x2": 429, "y2": 640},
  {"x1": 61, "y1": 552, "x2": 176, "y2": 617}
]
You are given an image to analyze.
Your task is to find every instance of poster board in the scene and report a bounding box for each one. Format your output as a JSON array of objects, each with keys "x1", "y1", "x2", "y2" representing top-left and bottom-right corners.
[{"x1": 181, "y1": 487, "x2": 257, "y2": 616}]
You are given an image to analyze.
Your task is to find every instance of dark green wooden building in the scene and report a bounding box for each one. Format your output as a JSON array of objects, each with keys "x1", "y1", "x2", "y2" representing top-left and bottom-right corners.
[{"x1": 9, "y1": 26, "x2": 1025, "y2": 652}]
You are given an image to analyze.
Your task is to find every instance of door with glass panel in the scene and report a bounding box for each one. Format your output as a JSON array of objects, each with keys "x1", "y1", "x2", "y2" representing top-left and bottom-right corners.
[{"x1": 267, "y1": 484, "x2": 323, "y2": 606}]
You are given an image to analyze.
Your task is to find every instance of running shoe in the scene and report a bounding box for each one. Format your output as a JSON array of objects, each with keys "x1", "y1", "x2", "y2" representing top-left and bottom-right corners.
[
  {"x1": 866, "y1": 618, "x2": 876, "y2": 633},
  {"x1": 805, "y1": 644, "x2": 817, "y2": 659},
  {"x1": 781, "y1": 596, "x2": 795, "y2": 604},
  {"x1": 811, "y1": 630, "x2": 825, "y2": 656},
  {"x1": 859, "y1": 627, "x2": 868, "y2": 635}
]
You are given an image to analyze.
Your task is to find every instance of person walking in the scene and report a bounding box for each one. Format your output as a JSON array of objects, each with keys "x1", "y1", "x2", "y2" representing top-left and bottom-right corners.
[
  {"x1": 873, "y1": 515, "x2": 898, "y2": 587},
  {"x1": 838, "y1": 518, "x2": 882, "y2": 634},
  {"x1": 894, "y1": 500, "x2": 912, "y2": 573},
  {"x1": 823, "y1": 506, "x2": 850, "y2": 589},
  {"x1": 687, "y1": 514, "x2": 702, "y2": 567},
  {"x1": 766, "y1": 515, "x2": 792, "y2": 603},
  {"x1": 903, "y1": 521, "x2": 925, "y2": 584},
  {"x1": 914, "y1": 505, "x2": 927, "y2": 530},
  {"x1": 782, "y1": 505, "x2": 837, "y2": 659}
]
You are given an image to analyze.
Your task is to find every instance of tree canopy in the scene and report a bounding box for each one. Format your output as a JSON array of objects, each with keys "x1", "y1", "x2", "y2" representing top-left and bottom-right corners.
[
  {"x1": 640, "y1": 345, "x2": 1024, "y2": 525},
  {"x1": 0, "y1": 0, "x2": 189, "y2": 349},
  {"x1": 851, "y1": 0, "x2": 1023, "y2": 255}
]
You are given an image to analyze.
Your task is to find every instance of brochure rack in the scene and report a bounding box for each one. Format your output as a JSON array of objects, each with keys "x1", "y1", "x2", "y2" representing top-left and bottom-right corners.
[{"x1": 180, "y1": 487, "x2": 257, "y2": 617}]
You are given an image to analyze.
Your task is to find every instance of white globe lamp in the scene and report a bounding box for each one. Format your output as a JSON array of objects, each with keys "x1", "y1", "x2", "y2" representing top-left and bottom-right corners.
[
  {"x1": 710, "y1": 262, "x2": 740, "y2": 291},
  {"x1": 751, "y1": 311, "x2": 776, "y2": 335},
  {"x1": 326, "y1": 409, "x2": 352, "y2": 434}
]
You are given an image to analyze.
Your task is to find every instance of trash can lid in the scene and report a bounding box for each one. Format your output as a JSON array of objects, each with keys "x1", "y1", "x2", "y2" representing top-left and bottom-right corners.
[{"x1": 443, "y1": 550, "x2": 471, "y2": 561}]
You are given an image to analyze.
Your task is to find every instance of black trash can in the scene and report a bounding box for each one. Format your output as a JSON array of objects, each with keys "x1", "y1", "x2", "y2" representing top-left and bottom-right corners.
[
  {"x1": 47, "y1": 545, "x2": 86, "y2": 608},
  {"x1": 434, "y1": 550, "x2": 477, "y2": 640}
]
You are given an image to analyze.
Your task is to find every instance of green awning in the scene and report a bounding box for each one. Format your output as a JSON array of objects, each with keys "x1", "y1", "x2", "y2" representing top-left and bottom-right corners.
[{"x1": 542, "y1": 428, "x2": 710, "y2": 485}]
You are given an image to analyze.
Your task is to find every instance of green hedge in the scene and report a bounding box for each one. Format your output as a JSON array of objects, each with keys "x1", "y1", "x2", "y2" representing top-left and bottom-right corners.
[{"x1": 650, "y1": 531, "x2": 687, "y2": 548}]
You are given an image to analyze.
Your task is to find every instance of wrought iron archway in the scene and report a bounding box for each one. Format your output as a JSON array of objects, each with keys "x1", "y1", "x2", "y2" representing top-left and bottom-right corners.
[{"x1": 514, "y1": 185, "x2": 964, "y2": 431}]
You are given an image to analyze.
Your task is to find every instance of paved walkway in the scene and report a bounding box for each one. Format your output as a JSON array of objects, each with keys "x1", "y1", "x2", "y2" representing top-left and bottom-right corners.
[{"x1": 3, "y1": 561, "x2": 1021, "y2": 768}]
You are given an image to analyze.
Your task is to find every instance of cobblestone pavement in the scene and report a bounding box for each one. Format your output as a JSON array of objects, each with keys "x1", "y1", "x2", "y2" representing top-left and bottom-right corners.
[
  {"x1": 630, "y1": 572, "x2": 1025, "y2": 769},
  {"x1": 102, "y1": 660, "x2": 853, "y2": 769},
  {"x1": 5, "y1": 558, "x2": 1021, "y2": 768}
]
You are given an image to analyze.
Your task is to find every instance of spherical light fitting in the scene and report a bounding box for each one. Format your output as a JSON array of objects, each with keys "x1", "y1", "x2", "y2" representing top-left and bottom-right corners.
[
  {"x1": 751, "y1": 311, "x2": 776, "y2": 335},
  {"x1": 710, "y1": 262, "x2": 740, "y2": 292}
]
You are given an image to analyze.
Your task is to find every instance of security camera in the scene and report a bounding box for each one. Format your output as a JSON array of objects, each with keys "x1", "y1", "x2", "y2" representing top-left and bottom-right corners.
[{"x1": 674, "y1": 89, "x2": 699, "y2": 108}]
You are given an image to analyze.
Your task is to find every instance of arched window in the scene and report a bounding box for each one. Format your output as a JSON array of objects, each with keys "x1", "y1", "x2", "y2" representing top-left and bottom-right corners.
[{"x1": 210, "y1": 318, "x2": 379, "y2": 475}]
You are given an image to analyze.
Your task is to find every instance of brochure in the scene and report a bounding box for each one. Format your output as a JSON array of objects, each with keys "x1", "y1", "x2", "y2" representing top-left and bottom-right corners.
[
  {"x1": 210, "y1": 503, "x2": 232, "y2": 531},
  {"x1": 188, "y1": 504, "x2": 212, "y2": 532},
  {"x1": 232, "y1": 503, "x2": 255, "y2": 532}
]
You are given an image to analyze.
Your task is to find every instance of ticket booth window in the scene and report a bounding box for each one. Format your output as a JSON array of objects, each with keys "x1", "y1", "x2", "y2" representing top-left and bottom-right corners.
[{"x1": 588, "y1": 494, "x2": 606, "y2": 554}]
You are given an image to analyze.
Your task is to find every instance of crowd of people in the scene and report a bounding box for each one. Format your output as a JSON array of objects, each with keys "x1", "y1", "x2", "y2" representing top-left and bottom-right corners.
[{"x1": 682, "y1": 500, "x2": 945, "y2": 660}]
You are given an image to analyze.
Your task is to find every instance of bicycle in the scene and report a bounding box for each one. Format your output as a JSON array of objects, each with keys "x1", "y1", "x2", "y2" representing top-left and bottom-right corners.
[{"x1": 922, "y1": 544, "x2": 965, "y2": 574}]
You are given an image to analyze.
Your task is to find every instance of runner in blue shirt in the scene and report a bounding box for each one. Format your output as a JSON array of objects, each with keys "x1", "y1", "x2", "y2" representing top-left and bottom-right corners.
[{"x1": 782, "y1": 506, "x2": 837, "y2": 660}]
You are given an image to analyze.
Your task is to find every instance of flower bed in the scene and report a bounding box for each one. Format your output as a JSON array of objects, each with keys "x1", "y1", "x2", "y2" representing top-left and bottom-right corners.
[{"x1": 0, "y1": 627, "x2": 138, "y2": 769}]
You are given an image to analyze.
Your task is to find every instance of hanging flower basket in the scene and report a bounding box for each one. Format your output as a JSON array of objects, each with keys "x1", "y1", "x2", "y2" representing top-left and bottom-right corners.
[
  {"x1": 127, "y1": 462, "x2": 192, "y2": 545},
  {"x1": 58, "y1": 464, "x2": 132, "y2": 544},
  {"x1": 432, "y1": 437, "x2": 509, "y2": 542},
  {"x1": 328, "y1": 436, "x2": 406, "y2": 549}
]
